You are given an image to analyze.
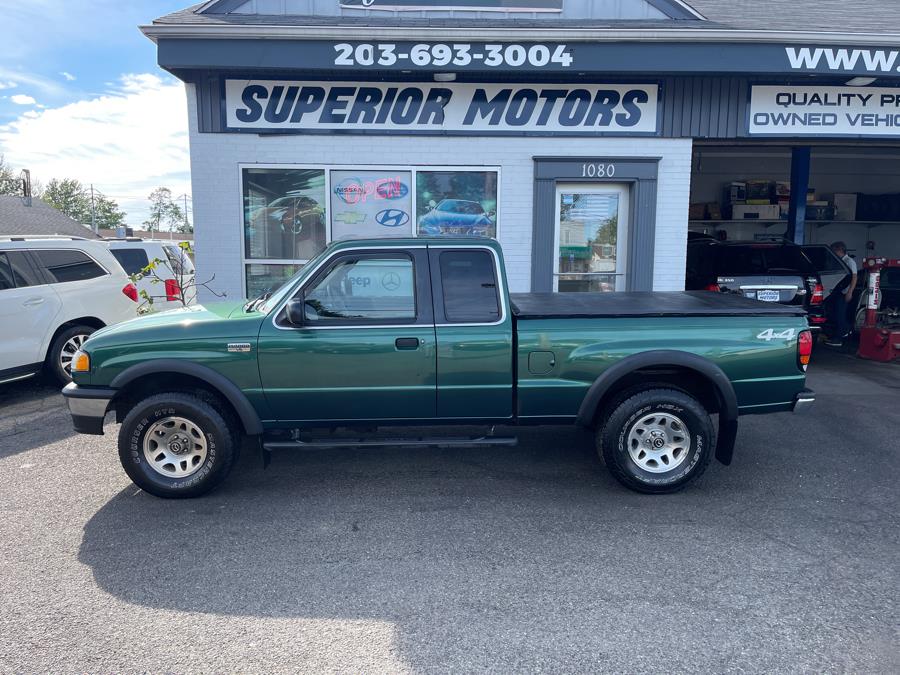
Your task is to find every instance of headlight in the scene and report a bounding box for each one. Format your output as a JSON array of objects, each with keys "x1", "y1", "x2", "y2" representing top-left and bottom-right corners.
[{"x1": 71, "y1": 350, "x2": 91, "y2": 373}]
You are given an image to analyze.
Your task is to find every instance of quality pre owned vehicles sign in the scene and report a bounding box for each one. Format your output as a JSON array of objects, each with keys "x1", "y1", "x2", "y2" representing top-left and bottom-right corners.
[
  {"x1": 750, "y1": 85, "x2": 900, "y2": 137},
  {"x1": 225, "y1": 80, "x2": 659, "y2": 135}
]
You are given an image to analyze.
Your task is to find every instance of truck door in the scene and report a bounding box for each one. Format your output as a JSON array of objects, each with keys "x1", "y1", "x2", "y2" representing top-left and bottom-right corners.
[
  {"x1": 257, "y1": 248, "x2": 436, "y2": 423},
  {"x1": 430, "y1": 245, "x2": 514, "y2": 420}
]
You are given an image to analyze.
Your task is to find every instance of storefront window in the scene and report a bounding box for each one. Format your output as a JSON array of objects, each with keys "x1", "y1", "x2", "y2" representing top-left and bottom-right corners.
[
  {"x1": 242, "y1": 168, "x2": 327, "y2": 262},
  {"x1": 245, "y1": 263, "x2": 303, "y2": 300},
  {"x1": 416, "y1": 171, "x2": 498, "y2": 238},
  {"x1": 330, "y1": 170, "x2": 413, "y2": 239}
]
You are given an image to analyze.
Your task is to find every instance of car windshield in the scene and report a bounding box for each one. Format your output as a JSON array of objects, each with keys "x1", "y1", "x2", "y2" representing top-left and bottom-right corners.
[
  {"x1": 716, "y1": 245, "x2": 813, "y2": 276},
  {"x1": 437, "y1": 200, "x2": 483, "y2": 215}
]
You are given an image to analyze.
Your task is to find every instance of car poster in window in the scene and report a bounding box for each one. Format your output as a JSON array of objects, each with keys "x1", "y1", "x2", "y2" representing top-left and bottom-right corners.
[
  {"x1": 416, "y1": 171, "x2": 498, "y2": 238},
  {"x1": 330, "y1": 170, "x2": 413, "y2": 239}
]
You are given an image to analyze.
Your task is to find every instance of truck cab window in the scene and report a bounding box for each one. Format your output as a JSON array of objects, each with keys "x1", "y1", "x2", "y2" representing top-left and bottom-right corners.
[
  {"x1": 303, "y1": 255, "x2": 416, "y2": 322},
  {"x1": 439, "y1": 250, "x2": 500, "y2": 323}
]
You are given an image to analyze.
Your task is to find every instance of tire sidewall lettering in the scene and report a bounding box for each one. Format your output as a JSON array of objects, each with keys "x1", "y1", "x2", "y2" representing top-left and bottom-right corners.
[{"x1": 615, "y1": 401, "x2": 705, "y2": 487}]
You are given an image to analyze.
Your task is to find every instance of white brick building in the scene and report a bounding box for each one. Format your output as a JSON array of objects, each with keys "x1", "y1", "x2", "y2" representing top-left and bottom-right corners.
[{"x1": 143, "y1": 0, "x2": 900, "y2": 301}]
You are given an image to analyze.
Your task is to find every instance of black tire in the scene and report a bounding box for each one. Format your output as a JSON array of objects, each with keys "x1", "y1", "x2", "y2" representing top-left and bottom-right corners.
[
  {"x1": 118, "y1": 392, "x2": 240, "y2": 499},
  {"x1": 597, "y1": 388, "x2": 713, "y2": 494},
  {"x1": 47, "y1": 324, "x2": 97, "y2": 384}
]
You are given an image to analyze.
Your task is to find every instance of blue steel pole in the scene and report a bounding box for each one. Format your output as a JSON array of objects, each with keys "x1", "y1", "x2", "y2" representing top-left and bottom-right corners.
[{"x1": 788, "y1": 147, "x2": 811, "y2": 245}]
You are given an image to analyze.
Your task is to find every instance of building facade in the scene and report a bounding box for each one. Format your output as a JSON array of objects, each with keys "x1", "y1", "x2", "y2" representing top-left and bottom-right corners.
[{"x1": 144, "y1": 0, "x2": 900, "y2": 300}]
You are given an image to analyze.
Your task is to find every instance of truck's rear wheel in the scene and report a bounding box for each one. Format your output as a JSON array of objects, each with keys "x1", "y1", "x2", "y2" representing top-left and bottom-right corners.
[
  {"x1": 118, "y1": 392, "x2": 239, "y2": 499},
  {"x1": 597, "y1": 388, "x2": 713, "y2": 494}
]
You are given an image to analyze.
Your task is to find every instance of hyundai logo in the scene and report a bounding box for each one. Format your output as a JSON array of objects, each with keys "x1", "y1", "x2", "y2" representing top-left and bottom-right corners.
[{"x1": 376, "y1": 209, "x2": 410, "y2": 228}]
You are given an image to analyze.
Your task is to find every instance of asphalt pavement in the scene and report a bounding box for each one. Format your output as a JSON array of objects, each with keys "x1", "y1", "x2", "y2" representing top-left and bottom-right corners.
[{"x1": 0, "y1": 349, "x2": 897, "y2": 673}]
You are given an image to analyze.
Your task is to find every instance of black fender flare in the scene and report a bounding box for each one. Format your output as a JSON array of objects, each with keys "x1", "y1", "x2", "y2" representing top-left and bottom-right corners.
[
  {"x1": 575, "y1": 350, "x2": 739, "y2": 466},
  {"x1": 109, "y1": 359, "x2": 264, "y2": 436}
]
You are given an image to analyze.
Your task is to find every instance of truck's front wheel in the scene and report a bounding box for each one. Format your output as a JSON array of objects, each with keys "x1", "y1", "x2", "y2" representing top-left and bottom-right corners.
[
  {"x1": 118, "y1": 392, "x2": 240, "y2": 499},
  {"x1": 598, "y1": 388, "x2": 713, "y2": 494}
]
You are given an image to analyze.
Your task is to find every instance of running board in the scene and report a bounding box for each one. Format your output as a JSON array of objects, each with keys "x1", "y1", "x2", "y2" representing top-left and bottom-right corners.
[{"x1": 263, "y1": 435, "x2": 518, "y2": 451}]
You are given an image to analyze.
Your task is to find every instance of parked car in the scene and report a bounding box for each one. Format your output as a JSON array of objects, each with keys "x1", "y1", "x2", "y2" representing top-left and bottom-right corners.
[
  {"x1": 63, "y1": 237, "x2": 813, "y2": 499},
  {"x1": 105, "y1": 238, "x2": 197, "y2": 310},
  {"x1": 0, "y1": 236, "x2": 139, "y2": 384},
  {"x1": 418, "y1": 199, "x2": 494, "y2": 236},
  {"x1": 686, "y1": 239, "x2": 848, "y2": 329}
]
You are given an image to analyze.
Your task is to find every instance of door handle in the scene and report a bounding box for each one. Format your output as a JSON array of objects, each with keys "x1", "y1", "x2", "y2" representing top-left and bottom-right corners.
[
  {"x1": 395, "y1": 337, "x2": 420, "y2": 350},
  {"x1": 23, "y1": 297, "x2": 45, "y2": 307}
]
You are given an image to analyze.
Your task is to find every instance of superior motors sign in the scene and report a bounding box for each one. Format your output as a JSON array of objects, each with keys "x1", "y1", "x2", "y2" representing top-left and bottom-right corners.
[
  {"x1": 750, "y1": 85, "x2": 900, "y2": 137},
  {"x1": 224, "y1": 80, "x2": 659, "y2": 135}
]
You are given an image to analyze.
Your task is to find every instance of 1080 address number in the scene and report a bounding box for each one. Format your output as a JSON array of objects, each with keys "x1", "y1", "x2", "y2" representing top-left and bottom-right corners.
[{"x1": 334, "y1": 43, "x2": 574, "y2": 68}]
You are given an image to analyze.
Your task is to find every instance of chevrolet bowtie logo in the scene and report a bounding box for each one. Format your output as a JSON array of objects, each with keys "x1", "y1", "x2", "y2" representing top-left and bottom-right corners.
[{"x1": 334, "y1": 211, "x2": 367, "y2": 225}]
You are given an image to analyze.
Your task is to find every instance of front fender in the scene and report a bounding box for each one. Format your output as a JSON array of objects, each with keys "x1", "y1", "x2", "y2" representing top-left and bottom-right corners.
[{"x1": 109, "y1": 359, "x2": 264, "y2": 436}]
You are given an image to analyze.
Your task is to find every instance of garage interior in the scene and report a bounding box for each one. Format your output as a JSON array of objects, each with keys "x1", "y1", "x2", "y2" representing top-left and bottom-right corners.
[{"x1": 688, "y1": 143, "x2": 900, "y2": 260}]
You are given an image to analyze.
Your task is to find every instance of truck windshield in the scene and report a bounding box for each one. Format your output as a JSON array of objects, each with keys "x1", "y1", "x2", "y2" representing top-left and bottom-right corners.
[{"x1": 254, "y1": 246, "x2": 332, "y2": 313}]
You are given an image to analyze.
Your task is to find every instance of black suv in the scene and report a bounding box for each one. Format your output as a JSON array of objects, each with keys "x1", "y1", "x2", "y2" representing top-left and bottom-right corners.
[{"x1": 686, "y1": 239, "x2": 850, "y2": 329}]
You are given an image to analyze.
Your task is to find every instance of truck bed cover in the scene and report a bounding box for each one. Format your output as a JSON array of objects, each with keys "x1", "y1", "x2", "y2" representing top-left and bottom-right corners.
[{"x1": 510, "y1": 292, "x2": 807, "y2": 319}]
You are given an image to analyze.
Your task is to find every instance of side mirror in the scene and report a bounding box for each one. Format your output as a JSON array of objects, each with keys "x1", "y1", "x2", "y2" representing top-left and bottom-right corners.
[{"x1": 285, "y1": 297, "x2": 305, "y2": 325}]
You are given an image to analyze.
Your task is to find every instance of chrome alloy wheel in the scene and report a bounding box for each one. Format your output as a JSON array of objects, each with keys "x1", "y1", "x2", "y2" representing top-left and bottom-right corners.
[
  {"x1": 626, "y1": 412, "x2": 691, "y2": 474},
  {"x1": 59, "y1": 333, "x2": 90, "y2": 376},
  {"x1": 142, "y1": 416, "x2": 208, "y2": 478}
]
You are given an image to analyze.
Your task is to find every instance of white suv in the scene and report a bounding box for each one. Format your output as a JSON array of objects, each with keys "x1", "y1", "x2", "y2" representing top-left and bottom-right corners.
[
  {"x1": 0, "y1": 236, "x2": 139, "y2": 384},
  {"x1": 105, "y1": 238, "x2": 197, "y2": 311}
]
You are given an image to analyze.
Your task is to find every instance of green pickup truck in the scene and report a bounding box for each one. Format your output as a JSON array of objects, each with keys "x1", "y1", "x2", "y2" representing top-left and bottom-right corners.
[{"x1": 63, "y1": 238, "x2": 814, "y2": 498}]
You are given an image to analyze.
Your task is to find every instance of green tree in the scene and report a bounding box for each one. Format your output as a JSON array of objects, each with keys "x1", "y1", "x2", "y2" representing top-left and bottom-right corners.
[
  {"x1": 42, "y1": 178, "x2": 91, "y2": 223},
  {"x1": 0, "y1": 155, "x2": 22, "y2": 196},
  {"x1": 144, "y1": 187, "x2": 184, "y2": 234},
  {"x1": 93, "y1": 194, "x2": 127, "y2": 230}
]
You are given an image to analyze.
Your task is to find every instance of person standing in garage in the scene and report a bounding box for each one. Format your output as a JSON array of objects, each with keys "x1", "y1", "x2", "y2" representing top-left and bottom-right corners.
[{"x1": 824, "y1": 241, "x2": 858, "y2": 347}]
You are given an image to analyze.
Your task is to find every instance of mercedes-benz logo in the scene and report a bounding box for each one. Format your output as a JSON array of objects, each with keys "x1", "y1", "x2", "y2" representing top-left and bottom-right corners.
[{"x1": 382, "y1": 272, "x2": 401, "y2": 291}]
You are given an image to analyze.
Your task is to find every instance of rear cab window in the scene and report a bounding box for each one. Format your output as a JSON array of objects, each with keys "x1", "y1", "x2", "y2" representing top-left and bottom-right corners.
[
  {"x1": 717, "y1": 246, "x2": 813, "y2": 276},
  {"x1": 439, "y1": 250, "x2": 501, "y2": 323},
  {"x1": 34, "y1": 249, "x2": 107, "y2": 283}
]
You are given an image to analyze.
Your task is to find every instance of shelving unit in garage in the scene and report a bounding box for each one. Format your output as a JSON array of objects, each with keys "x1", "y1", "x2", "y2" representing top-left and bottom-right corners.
[{"x1": 688, "y1": 145, "x2": 900, "y2": 259}]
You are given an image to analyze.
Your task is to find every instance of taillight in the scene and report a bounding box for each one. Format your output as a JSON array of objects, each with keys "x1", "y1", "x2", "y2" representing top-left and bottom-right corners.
[
  {"x1": 704, "y1": 283, "x2": 721, "y2": 292},
  {"x1": 164, "y1": 279, "x2": 181, "y2": 302},
  {"x1": 798, "y1": 329, "x2": 813, "y2": 370},
  {"x1": 810, "y1": 281, "x2": 824, "y2": 304},
  {"x1": 809, "y1": 316, "x2": 827, "y2": 324},
  {"x1": 122, "y1": 283, "x2": 138, "y2": 302}
]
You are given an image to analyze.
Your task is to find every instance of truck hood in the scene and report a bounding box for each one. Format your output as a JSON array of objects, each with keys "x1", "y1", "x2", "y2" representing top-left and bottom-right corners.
[{"x1": 86, "y1": 301, "x2": 263, "y2": 347}]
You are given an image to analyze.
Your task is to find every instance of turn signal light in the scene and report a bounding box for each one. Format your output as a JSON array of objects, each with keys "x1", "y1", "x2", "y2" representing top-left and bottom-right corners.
[
  {"x1": 71, "y1": 350, "x2": 90, "y2": 373},
  {"x1": 798, "y1": 330, "x2": 813, "y2": 370},
  {"x1": 122, "y1": 283, "x2": 138, "y2": 302}
]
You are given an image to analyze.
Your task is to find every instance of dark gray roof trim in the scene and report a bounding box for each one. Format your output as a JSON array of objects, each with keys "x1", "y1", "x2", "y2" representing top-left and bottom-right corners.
[
  {"x1": 200, "y1": 0, "x2": 246, "y2": 14},
  {"x1": 157, "y1": 0, "x2": 900, "y2": 36},
  {"x1": 646, "y1": 0, "x2": 704, "y2": 20}
]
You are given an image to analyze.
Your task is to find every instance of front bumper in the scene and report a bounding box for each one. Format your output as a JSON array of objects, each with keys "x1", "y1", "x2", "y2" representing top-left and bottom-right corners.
[
  {"x1": 61, "y1": 383, "x2": 116, "y2": 435},
  {"x1": 792, "y1": 388, "x2": 816, "y2": 414}
]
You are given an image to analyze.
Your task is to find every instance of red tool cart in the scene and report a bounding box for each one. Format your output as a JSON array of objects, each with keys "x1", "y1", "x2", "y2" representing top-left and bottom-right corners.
[{"x1": 857, "y1": 257, "x2": 900, "y2": 362}]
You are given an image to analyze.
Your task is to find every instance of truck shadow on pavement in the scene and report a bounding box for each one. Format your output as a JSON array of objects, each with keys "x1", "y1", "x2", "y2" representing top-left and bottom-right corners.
[{"x1": 77, "y1": 403, "x2": 899, "y2": 671}]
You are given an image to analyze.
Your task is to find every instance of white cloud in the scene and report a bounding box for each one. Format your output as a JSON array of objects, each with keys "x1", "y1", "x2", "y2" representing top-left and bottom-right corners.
[
  {"x1": 0, "y1": 81, "x2": 16, "y2": 90},
  {"x1": 0, "y1": 74, "x2": 190, "y2": 225},
  {"x1": 60, "y1": 72, "x2": 76, "y2": 82},
  {"x1": 9, "y1": 94, "x2": 37, "y2": 105}
]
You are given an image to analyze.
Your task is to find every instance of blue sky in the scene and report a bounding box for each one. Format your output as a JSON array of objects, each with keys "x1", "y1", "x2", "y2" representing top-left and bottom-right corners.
[{"x1": 0, "y1": 1, "x2": 194, "y2": 225}]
